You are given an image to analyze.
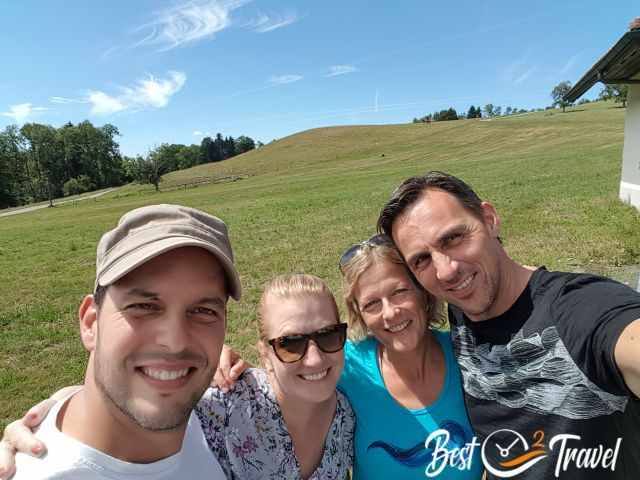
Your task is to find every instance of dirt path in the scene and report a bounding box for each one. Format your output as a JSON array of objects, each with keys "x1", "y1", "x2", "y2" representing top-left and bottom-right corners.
[{"x1": 0, "y1": 188, "x2": 118, "y2": 218}]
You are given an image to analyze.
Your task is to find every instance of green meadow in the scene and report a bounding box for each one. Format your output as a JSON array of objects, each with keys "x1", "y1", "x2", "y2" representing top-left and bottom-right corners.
[{"x1": 1, "y1": 101, "x2": 639, "y2": 428}]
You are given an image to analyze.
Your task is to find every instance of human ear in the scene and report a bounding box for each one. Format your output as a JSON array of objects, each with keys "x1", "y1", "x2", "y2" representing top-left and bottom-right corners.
[
  {"x1": 78, "y1": 295, "x2": 98, "y2": 352},
  {"x1": 480, "y1": 201, "x2": 501, "y2": 237}
]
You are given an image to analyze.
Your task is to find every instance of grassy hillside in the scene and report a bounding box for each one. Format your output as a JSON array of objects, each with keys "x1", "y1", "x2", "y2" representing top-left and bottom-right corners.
[{"x1": 1, "y1": 101, "x2": 639, "y2": 427}]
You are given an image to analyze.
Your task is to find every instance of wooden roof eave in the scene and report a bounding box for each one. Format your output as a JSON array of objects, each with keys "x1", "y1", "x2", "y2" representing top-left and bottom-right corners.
[{"x1": 565, "y1": 30, "x2": 640, "y2": 102}]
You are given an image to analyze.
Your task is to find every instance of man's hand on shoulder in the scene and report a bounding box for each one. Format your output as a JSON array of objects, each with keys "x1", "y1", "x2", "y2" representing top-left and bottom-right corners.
[{"x1": 615, "y1": 318, "x2": 640, "y2": 398}]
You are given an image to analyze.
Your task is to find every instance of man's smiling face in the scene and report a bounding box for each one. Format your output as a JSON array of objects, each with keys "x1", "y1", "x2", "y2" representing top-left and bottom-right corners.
[
  {"x1": 392, "y1": 188, "x2": 504, "y2": 321},
  {"x1": 86, "y1": 246, "x2": 227, "y2": 431}
]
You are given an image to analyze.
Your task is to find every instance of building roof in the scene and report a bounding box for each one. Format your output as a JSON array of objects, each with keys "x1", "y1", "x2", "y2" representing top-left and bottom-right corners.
[{"x1": 565, "y1": 29, "x2": 640, "y2": 102}]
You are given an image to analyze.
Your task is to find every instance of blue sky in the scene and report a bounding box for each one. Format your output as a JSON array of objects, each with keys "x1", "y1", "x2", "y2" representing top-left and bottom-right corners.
[{"x1": 0, "y1": 0, "x2": 636, "y2": 156}]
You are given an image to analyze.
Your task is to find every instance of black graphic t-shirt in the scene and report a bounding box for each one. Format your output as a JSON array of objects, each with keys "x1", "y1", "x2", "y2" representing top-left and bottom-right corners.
[{"x1": 448, "y1": 268, "x2": 640, "y2": 479}]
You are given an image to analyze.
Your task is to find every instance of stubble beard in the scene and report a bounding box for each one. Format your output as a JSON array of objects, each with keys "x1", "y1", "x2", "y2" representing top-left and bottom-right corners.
[
  {"x1": 93, "y1": 348, "x2": 207, "y2": 432},
  {"x1": 462, "y1": 263, "x2": 501, "y2": 321}
]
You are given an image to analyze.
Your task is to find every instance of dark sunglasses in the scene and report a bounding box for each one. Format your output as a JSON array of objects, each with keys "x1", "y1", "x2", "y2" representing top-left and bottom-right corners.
[
  {"x1": 268, "y1": 323, "x2": 348, "y2": 363},
  {"x1": 338, "y1": 234, "x2": 393, "y2": 271}
]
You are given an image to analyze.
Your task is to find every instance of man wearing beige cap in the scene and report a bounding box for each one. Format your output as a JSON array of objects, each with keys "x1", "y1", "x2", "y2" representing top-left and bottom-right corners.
[{"x1": 7, "y1": 204, "x2": 241, "y2": 479}]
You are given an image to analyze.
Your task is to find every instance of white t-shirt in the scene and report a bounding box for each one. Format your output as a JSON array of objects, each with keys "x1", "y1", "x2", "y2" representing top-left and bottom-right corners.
[{"x1": 14, "y1": 394, "x2": 226, "y2": 479}]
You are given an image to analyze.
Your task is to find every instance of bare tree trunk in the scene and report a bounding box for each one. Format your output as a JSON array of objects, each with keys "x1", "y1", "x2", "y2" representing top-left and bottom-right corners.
[{"x1": 48, "y1": 180, "x2": 54, "y2": 207}]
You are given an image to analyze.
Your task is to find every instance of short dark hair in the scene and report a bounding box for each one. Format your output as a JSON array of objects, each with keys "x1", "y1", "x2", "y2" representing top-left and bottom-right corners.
[
  {"x1": 93, "y1": 284, "x2": 107, "y2": 307},
  {"x1": 377, "y1": 171, "x2": 483, "y2": 238}
]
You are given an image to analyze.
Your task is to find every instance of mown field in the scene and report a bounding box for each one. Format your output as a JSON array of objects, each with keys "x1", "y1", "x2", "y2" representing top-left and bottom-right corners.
[{"x1": 2, "y1": 101, "x2": 639, "y2": 428}]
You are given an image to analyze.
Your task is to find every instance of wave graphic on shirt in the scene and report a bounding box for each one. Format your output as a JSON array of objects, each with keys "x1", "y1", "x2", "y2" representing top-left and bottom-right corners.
[
  {"x1": 451, "y1": 325, "x2": 628, "y2": 419},
  {"x1": 367, "y1": 420, "x2": 469, "y2": 468}
]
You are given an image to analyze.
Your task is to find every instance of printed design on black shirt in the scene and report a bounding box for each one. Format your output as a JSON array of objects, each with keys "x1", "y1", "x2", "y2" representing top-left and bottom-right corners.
[
  {"x1": 366, "y1": 419, "x2": 471, "y2": 468},
  {"x1": 451, "y1": 325, "x2": 628, "y2": 419}
]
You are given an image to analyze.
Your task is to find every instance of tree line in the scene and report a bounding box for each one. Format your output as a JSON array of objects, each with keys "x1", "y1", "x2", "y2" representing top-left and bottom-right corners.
[
  {"x1": 0, "y1": 122, "x2": 258, "y2": 209},
  {"x1": 551, "y1": 81, "x2": 628, "y2": 112},
  {"x1": 128, "y1": 134, "x2": 259, "y2": 192},
  {"x1": 412, "y1": 80, "x2": 629, "y2": 126},
  {"x1": 412, "y1": 104, "x2": 529, "y2": 123}
]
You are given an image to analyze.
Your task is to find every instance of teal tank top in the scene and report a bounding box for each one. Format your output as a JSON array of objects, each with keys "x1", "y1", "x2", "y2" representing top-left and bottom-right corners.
[{"x1": 338, "y1": 330, "x2": 483, "y2": 479}]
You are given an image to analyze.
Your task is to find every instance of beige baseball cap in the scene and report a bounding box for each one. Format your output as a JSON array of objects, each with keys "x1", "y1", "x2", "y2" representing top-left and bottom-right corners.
[{"x1": 95, "y1": 204, "x2": 241, "y2": 300}]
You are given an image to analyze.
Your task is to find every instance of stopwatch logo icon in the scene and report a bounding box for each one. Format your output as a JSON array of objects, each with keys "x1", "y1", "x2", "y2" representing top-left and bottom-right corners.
[{"x1": 481, "y1": 429, "x2": 547, "y2": 478}]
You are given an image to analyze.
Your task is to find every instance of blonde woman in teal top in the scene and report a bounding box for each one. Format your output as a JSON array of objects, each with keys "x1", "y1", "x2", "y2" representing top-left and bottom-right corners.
[{"x1": 338, "y1": 234, "x2": 482, "y2": 479}]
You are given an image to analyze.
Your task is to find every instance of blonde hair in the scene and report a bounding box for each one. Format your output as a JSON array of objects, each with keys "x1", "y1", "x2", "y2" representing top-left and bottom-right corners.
[
  {"x1": 258, "y1": 273, "x2": 340, "y2": 341},
  {"x1": 341, "y1": 242, "x2": 444, "y2": 340}
]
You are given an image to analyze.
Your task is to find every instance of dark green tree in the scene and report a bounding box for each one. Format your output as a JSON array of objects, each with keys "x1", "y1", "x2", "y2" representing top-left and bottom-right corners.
[
  {"x1": 200, "y1": 136, "x2": 214, "y2": 163},
  {"x1": 599, "y1": 84, "x2": 628, "y2": 108},
  {"x1": 235, "y1": 135, "x2": 256, "y2": 154},
  {"x1": 138, "y1": 147, "x2": 170, "y2": 191},
  {"x1": 0, "y1": 125, "x2": 26, "y2": 207},
  {"x1": 222, "y1": 136, "x2": 236, "y2": 159},
  {"x1": 176, "y1": 144, "x2": 201, "y2": 169},
  {"x1": 214, "y1": 133, "x2": 224, "y2": 161},
  {"x1": 21, "y1": 123, "x2": 65, "y2": 206},
  {"x1": 551, "y1": 81, "x2": 573, "y2": 112},
  {"x1": 484, "y1": 104, "x2": 494, "y2": 117}
]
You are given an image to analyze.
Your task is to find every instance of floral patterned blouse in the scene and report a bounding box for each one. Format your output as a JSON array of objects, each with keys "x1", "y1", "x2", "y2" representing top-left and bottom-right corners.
[{"x1": 195, "y1": 368, "x2": 355, "y2": 480}]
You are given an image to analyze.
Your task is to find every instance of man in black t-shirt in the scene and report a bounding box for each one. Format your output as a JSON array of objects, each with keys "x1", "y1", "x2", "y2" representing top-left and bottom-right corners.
[{"x1": 378, "y1": 171, "x2": 640, "y2": 479}]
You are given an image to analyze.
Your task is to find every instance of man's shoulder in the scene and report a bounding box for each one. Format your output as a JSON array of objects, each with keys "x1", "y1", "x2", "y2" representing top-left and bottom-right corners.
[
  {"x1": 13, "y1": 452, "x2": 86, "y2": 479},
  {"x1": 179, "y1": 412, "x2": 227, "y2": 478},
  {"x1": 13, "y1": 396, "x2": 91, "y2": 479},
  {"x1": 14, "y1": 409, "x2": 225, "y2": 480},
  {"x1": 532, "y1": 268, "x2": 639, "y2": 299},
  {"x1": 531, "y1": 269, "x2": 640, "y2": 320},
  {"x1": 13, "y1": 440, "x2": 112, "y2": 480}
]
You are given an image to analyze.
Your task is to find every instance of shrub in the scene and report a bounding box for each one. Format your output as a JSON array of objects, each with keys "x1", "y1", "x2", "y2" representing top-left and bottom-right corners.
[{"x1": 63, "y1": 175, "x2": 95, "y2": 196}]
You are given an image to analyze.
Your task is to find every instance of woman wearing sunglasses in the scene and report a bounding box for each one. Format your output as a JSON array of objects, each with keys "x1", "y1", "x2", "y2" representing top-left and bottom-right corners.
[
  {"x1": 0, "y1": 274, "x2": 355, "y2": 480},
  {"x1": 337, "y1": 234, "x2": 482, "y2": 479},
  {"x1": 197, "y1": 273, "x2": 354, "y2": 479}
]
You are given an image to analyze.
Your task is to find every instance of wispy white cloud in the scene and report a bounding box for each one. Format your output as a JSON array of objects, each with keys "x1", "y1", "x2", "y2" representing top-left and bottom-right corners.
[
  {"x1": 134, "y1": 0, "x2": 248, "y2": 51},
  {"x1": 514, "y1": 66, "x2": 536, "y2": 85},
  {"x1": 269, "y1": 74, "x2": 303, "y2": 85},
  {"x1": 101, "y1": 45, "x2": 123, "y2": 61},
  {"x1": 326, "y1": 65, "x2": 358, "y2": 77},
  {"x1": 193, "y1": 130, "x2": 204, "y2": 136},
  {"x1": 559, "y1": 53, "x2": 580, "y2": 75},
  {"x1": 248, "y1": 11, "x2": 299, "y2": 33},
  {"x1": 273, "y1": 98, "x2": 480, "y2": 126},
  {"x1": 49, "y1": 96, "x2": 88, "y2": 104},
  {"x1": 88, "y1": 71, "x2": 187, "y2": 116},
  {"x1": 1, "y1": 103, "x2": 48, "y2": 124},
  {"x1": 502, "y1": 52, "x2": 536, "y2": 85}
]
